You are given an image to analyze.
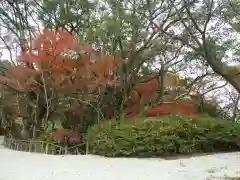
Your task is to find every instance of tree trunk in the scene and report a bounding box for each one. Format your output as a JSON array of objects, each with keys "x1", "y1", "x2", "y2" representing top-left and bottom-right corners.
[
  {"x1": 232, "y1": 93, "x2": 240, "y2": 121},
  {"x1": 225, "y1": 75, "x2": 240, "y2": 93},
  {"x1": 156, "y1": 63, "x2": 165, "y2": 104},
  {"x1": 205, "y1": 57, "x2": 240, "y2": 93}
]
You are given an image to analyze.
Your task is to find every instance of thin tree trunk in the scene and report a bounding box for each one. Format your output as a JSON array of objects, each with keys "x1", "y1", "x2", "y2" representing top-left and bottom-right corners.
[
  {"x1": 157, "y1": 63, "x2": 165, "y2": 104},
  {"x1": 232, "y1": 93, "x2": 240, "y2": 121}
]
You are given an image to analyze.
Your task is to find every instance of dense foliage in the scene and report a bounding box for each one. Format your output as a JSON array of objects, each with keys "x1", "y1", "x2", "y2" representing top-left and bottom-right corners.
[
  {"x1": 86, "y1": 116, "x2": 240, "y2": 157},
  {"x1": 0, "y1": 29, "x2": 118, "y2": 138},
  {"x1": 0, "y1": 0, "x2": 240, "y2": 143}
]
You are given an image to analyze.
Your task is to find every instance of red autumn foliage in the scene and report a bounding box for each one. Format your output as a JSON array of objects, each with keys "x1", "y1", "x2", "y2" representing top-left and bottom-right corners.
[
  {"x1": 125, "y1": 74, "x2": 196, "y2": 117},
  {"x1": 54, "y1": 130, "x2": 81, "y2": 143},
  {"x1": 5, "y1": 29, "x2": 117, "y2": 94},
  {"x1": 144, "y1": 102, "x2": 195, "y2": 117},
  {"x1": 125, "y1": 74, "x2": 161, "y2": 107},
  {"x1": 133, "y1": 79, "x2": 159, "y2": 94},
  {"x1": 39, "y1": 129, "x2": 81, "y2": 143},
  {"x1": 8, "y1": 66, "x2": 41, "y2": 76}
]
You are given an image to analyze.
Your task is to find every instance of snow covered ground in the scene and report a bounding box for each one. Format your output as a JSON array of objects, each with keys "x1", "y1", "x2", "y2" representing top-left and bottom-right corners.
[{"x1": 0, "y1": 136, "x2": 240, "y2": 180}]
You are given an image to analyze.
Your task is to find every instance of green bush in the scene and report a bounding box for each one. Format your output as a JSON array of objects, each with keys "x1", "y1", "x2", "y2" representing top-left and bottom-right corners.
[
  {"x1": 195, "y1": 101, "x2": 221, "y2": 118},
  {"x1": 85, "y1": 115, "x2": 240, "y2": 157}
]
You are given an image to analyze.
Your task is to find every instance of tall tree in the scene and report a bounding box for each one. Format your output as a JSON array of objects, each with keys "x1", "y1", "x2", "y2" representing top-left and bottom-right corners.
[{"x1": 144, "y1": 0, "x2": 240, "y2": 93}]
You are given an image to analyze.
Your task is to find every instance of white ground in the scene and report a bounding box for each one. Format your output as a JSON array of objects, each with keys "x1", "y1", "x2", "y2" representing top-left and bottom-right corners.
[{"x1": 0, "y1": 136, "x2": 240, "y2": 180}]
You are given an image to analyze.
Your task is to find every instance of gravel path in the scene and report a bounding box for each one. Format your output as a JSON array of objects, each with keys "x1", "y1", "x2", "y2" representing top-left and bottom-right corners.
[{"x1": 0, "y1": 137, "x2": 240, "y2": 180}]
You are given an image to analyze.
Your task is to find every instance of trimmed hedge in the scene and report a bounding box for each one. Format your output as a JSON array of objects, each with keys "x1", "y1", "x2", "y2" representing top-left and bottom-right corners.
[{"x1": 86, "y1": 115, "x2": 240, "y2": 157}]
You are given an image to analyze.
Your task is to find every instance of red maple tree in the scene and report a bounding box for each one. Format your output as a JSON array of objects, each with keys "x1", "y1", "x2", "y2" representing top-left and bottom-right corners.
[
  {"x1": 7, "y1": 29, "x2": 117, "y2": 94},
  {"x1": 0, "y1": 29, "x2": 118, "y2": 133}
]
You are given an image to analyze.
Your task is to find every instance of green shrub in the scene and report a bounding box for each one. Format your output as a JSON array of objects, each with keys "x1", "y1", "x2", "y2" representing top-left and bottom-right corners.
[
  {"x1": 195, "y1": 101, "x2": 220, "y2": 118},
  {"x1": 39, "y1": 131, "x2": 57, "y2": 143},
  {"x1": 85, "y1": 115, "x2": 240, "y2": 157}
]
